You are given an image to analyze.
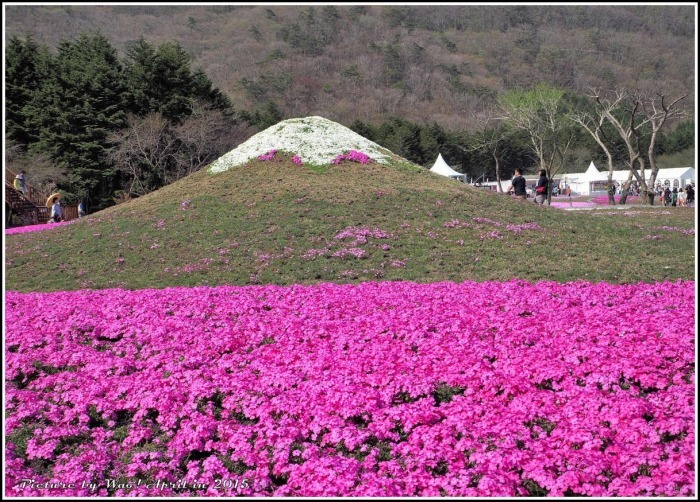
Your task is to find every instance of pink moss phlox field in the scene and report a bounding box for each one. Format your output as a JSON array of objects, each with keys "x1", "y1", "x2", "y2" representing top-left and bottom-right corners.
[
  {"x1": 6, "y1": 220, "x2": 76, "y2": 235},
  {"x1": 5, "y1": 280, "x2": 695, "y2": 497}
]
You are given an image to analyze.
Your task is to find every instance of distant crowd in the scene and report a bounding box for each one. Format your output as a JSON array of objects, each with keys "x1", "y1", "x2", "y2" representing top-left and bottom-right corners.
[
  {"x1": 600, "y1": 179, "x2": 693, "y2": 207},
  {"x1": 655, "y1": 183, "x2": 694, "y2": 207}
]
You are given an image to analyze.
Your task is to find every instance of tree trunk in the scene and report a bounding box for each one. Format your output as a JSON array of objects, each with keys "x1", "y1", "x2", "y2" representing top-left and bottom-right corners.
[
  {"x1": 642, "y1": 189, "x2": 655, "y2": 205},
  {"x1": 619, "y1": 182, "x2": 630, "y2": 205},
  {"x1": 607, "y1": 182, "x2": 616, "y2": 205},
  {"x1": 494, "y1": 151, "x2": 504, "y2": 193}
]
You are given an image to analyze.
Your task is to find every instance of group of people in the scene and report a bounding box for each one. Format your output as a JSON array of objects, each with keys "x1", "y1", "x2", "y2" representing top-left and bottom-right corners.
[
  {"x1": 508, "y1": 170, "x2": 696, "y2": 209},
  {"x1": 655, "y1": 183, "x2": 695, "y2": 207},
  {"x1": 49, "y1": 199, "x2": 87, "y2": 222},
  {"x1": 508, "y1": 168, "x2": 549, "y2": 206},
  {"x1": 12, "y1": 169, "x2": 89, "y2": 222}
]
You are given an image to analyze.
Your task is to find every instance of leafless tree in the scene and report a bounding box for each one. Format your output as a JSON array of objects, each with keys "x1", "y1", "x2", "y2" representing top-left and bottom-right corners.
[
  {"x1": 171, "y1": 100, "x2": 248, "y2": 180},
  {"x1": 591, "y1": 90, "x2": 647, "y2": 204},
  {"x1": 569, "y1": 93, "x2": 623, "y2": 205},
  {"x1": 108, "y1": 103, "x2": 250, "y2": 196},
  {"x1": 590, "y1": 88, "x2": 687, "y2": 205},
  {"x1": 107, "y1": 112, "x2": 176, "y2": 196},
  {"x1": 637, "y1": 91, "x2": 688, "y2": 203},
  {"x1": 458, "y1": 107, "x2": 511, "y2": 193}
]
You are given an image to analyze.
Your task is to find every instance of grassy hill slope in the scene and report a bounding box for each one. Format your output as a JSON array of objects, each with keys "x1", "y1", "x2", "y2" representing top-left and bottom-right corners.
[{"x1": 5, "y1": 155, "x2": 695, "y2": 293}]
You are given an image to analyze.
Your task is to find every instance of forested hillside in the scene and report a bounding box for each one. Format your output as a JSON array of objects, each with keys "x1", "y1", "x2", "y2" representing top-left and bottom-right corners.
[
  {"x1": 5, "y1": 4, "x2": 694, "y2": 127},
  {"x1": 4, "y1": 4, "x2": 695, "y2": 211}
]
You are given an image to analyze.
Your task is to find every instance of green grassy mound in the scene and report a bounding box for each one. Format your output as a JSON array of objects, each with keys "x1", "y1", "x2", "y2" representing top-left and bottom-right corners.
[{"x1": 5, "y1": 155, "x2": 695, "y2": 292}]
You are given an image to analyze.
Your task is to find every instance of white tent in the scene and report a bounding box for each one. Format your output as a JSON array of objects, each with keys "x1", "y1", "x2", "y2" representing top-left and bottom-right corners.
[
  {"x1": 614, "y1": 167, "x2": 695, "y2": 190},
  {"x1": 566, "y1": 162, "x2": 603, "y2": 195},
  {"x1": 429, "y1": 154, "x2": 466, "y2": 182}
]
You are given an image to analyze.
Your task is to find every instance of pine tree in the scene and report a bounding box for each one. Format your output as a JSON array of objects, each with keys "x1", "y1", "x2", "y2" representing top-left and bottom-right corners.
[
  {"x1": 5, "y1": 33, "x2": 53, "y2": 146},
  {"x1": 30, "y1": 31, "x2": 127, "y2": 208},
  {"x1": 123, "y1": 38, "x2": 232, "y2": 123}
]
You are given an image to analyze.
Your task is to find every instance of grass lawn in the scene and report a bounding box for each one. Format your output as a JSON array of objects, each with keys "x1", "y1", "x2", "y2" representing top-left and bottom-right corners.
[{"x1": 5, "y1": 156, "x2": 695, "y2": 292}]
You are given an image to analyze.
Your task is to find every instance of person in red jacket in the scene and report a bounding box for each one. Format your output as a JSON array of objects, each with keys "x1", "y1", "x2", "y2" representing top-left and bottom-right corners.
[{"x1": 535, "y1": 169, "x2": 548, "y2": 205}]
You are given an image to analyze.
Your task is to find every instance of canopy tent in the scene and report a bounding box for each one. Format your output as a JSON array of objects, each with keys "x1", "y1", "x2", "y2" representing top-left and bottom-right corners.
[
  {"x1": 564, "y1": 162, "x2": 602, "y2": 195},
  {"x1": 429, "y1": 154, "x2": 466, "y2": 182}
]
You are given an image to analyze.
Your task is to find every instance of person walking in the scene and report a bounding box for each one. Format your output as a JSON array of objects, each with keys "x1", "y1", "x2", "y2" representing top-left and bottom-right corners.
[
  {"x1": 663, "y1": 187, "x2": 671, "y2": 206},
  {"x1": 14, "y1": 171, "x2": 27, "y2": 195},
  {"x1": 508, "y1": 168, "x2": 528, "y2": 201},
  {"x1": 678, "y1": 188, "x2": 687, "y2": 207},
  {"x1": 685, "y1": 185, "x2": 694, "y2": 207},
  {"x1": 535, "y1": 169, "x2": 548, "y2": 205},
  {"x1": 78, "y1": 200, "x2": 87, "y2": 218},
  {"x1": 671, "y1": 187, "x2": 678, "y2": 207},
  {"x1": 51, "y1": 198, "x2": 63, "y2": 223}
]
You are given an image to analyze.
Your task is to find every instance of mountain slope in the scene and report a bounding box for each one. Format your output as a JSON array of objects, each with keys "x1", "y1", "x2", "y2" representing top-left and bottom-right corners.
[{"x1": 3, "y1": 4, "x2": 695, "y2": 130}]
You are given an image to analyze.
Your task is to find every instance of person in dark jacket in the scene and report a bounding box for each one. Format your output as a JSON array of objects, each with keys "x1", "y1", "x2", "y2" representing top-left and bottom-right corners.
[
  {"x1": 685, "y1": 184, "x2": 695, "y2": 207},
  {"x1": 508, "y1": 168, "x2": 527, "y2": 200},
  {"x1": 663, "y1": 187, "x2": 671, "y2": 206},
  {"x1": 535, "y1": 169, "x2": 548, "y2": 205}
]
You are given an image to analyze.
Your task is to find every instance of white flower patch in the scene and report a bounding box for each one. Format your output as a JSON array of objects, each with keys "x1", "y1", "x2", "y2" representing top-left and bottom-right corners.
[{"x1": 208, "y1": 116, "x2": 393, "y2": 173}]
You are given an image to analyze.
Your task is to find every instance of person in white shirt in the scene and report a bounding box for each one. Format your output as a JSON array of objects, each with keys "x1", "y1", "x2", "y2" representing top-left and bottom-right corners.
[{"x1": 51, "y1": 200, "x2": 63, "y2": 222}]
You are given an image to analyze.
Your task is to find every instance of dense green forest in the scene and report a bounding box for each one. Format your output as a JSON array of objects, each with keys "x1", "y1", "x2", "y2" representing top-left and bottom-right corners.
[{"x1": 4, "y1": 4, "x2": 695, "y2": 211}]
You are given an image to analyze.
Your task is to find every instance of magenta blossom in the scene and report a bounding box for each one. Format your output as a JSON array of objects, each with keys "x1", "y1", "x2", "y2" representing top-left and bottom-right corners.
[
  {"x1": 332, "y1": 150, "x2": 372, "y2": 165},
  {"x1": 258, "y1": 149, "x2": 278, "y2": 161}
]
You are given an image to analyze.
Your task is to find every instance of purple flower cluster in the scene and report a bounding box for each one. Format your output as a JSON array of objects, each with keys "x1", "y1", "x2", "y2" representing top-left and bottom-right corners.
[
  {"x1": 332, "y1": 150, "x2": 372, "y2": 165},
  {"x1": 5, "y1": 280, "x2": 695, "y2": 497},
  {"x1": 656, "y1": 226, "x2": 695, "y2": 235}
]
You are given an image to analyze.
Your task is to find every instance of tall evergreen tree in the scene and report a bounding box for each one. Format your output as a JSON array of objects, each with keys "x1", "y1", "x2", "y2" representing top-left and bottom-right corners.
[
  {"x1": 123, "y1": 38, "x2": 232, "y2": 123},
  {"x1": 5, "y1": 33, "x2": 53, "y2": 146},
  {"x1": 122, "y1": 37, "x2": 159, "y2": 116},
  {"x1": 30, "y1": 31, "x2": 127, "y2": 208}
]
